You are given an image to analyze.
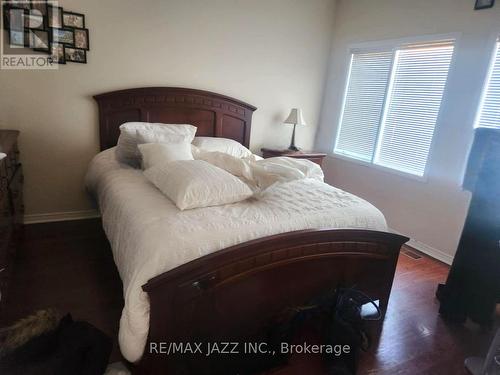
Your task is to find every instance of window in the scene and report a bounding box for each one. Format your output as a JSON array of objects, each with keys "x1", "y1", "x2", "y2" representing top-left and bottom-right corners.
[
  {"x1": 335, "y1": 40, "x2": 455, "y2": 177},
  {"x1": 476, "y1": 39, "x2": 500, "y2": 129}
]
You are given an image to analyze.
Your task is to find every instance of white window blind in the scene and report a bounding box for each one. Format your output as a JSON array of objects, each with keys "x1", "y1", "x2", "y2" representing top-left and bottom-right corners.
[
  {"x1": 335, "y1": 51, "x2": 393, "y2": 161},
  {"x1": 334, "y1": 40, "x2": 455, "y2": 177},
  {"x1": 375, "y1": 42, "x2": 454, "y2": 176},
  {"x1": 476, "y1": 40, "x2": 500, "y2": 129}
]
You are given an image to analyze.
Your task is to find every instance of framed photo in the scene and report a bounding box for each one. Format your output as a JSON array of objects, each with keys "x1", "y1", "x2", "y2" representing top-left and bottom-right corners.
[
  {"x1": 3, "y1": 6, "x2": 25, "y2": 31},
  {"x1": 31, "y1": 29, "x2": 49, "y2": 52},
  {"x1": 475, "y1": 0, "x2": 495, "y2": 9},
  {"x1": 49, "y1": 42, "x2": 65, "y2": 64},
  {"x1": 73, "y1": 28, "x2": 89, "y2": 50},
  {"x1": 50, "y1": 27, "x2": 74, "y2": 45},
  {"x1": 25, "y1": 12, "x2": 44, "y2": 30},
  {"x1": 64, "y1": 47, "x2": 86, "y2": 63},
  {"x1": 31, "y1": 0, "x2": 48, "y2": 17},
  {"x1": 47, "y1": 4, "x2": 62, "y2": 28},
  {"x1": 9, "y1": 1, "x2": 31, "y2": 10},
  {"x1": 9, "y1": 29, "x2": 27, "y2": 47},
  {"x1": 62, "y1": 11, "x2": 84, "y2": 28}
]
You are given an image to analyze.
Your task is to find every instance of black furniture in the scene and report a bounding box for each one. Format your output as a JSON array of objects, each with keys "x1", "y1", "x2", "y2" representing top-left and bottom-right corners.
[
  {"x1": 261, "y1": 148, "x2": 327, "y2": 168},
  {"x1": 438, "y1": 127, "x2": 500, "y2": 324},
  {"x1": 0, "y1": 130, "x2": 23, "y2": 322}
]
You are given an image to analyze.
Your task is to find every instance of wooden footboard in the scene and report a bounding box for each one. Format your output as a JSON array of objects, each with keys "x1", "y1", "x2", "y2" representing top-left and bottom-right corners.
[{"x1": 135, "y1": 229, "x2": 407, "y2": 374}]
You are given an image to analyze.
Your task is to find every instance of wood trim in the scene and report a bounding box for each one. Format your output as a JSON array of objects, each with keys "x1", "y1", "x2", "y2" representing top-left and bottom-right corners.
[
  {"x1": 93, "y1": 87, "x2": 257, "y2": 111},
  {"x1": 93, "y1": 87, "x2": 257, "y2": 151},
  {"x1": 261, "y1": 148, "x2": 327, "y2": 167},
  {"x1": 261, "y1": 148, "x2": 327, "y2": 158},
  {"x1": 136, "y1": 229, "x2": 408, "y2": 374}
]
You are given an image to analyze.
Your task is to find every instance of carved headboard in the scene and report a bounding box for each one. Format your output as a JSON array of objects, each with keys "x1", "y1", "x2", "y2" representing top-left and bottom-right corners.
[{"x1": 93, "y1": 87, "x2": 257, "y2": 151}]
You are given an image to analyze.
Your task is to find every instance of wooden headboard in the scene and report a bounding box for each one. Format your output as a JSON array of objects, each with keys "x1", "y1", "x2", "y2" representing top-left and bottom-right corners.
[{"x1": 93, "y1": 87, "x2": 257, "y2": 151}]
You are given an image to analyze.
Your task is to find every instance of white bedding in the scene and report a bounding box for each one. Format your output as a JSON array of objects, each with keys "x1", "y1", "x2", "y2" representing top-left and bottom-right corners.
[{"x1": 85, "y1": 148, "x2": 387, "y2": 362}]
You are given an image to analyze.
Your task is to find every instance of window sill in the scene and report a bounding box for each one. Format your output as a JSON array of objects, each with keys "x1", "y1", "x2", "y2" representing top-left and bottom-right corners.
[{"x1": 327, "y1": 152, "x2": 429, "y2": 183}]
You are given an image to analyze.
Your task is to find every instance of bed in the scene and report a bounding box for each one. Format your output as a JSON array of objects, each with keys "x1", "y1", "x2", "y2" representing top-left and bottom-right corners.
[{"x1": 88, "y1": 87, "x2": 408, "y2": 374}]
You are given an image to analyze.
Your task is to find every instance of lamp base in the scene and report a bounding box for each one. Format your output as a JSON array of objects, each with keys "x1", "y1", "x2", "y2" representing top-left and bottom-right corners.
[{"x1": 288, "y1": 123, "x2": 300, "y2": 152}]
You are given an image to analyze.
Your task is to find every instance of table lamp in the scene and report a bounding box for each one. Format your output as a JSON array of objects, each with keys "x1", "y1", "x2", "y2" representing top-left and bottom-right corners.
[{"x1": 284, "y1": 108, "x2": 307, "y2": 151}]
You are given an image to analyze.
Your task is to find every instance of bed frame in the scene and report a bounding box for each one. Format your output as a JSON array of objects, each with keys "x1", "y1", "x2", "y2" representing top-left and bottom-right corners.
[{"x1": 94, "y1": 87, "x2": 408, "y2": 374}]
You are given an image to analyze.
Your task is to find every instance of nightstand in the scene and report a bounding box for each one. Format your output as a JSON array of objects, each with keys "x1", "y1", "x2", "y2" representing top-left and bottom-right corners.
[{"x1": 261, "y1": 148, "x2": 327, "y2": 167}]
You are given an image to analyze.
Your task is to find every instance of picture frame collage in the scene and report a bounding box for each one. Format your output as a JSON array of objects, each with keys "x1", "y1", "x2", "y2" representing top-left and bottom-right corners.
[{"x1": 2, "y1": 0, "x2": 89, "y2": 64}]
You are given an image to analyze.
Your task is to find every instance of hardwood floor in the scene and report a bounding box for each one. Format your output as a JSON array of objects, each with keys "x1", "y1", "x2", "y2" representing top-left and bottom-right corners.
[
  {"x1": 1, "y1": 219, "x2": 499, "y2": 374},
  {"x1": 360, "y1": 253, "x2": 499, "y2": 374},
  {"x1": 0, "y1": 219, "x2": 124, "y2": 362}
]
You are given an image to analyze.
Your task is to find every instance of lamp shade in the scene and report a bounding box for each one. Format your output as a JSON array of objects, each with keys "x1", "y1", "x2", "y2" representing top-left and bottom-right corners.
[{"x1": 284, "y1": 108, "x2": 307, "y2": 126}]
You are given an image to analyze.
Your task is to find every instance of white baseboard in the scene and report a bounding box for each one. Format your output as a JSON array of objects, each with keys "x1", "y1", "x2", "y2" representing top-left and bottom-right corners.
[
  {"x1": 23, "y1": 209, "x2": 100, "y2": 224},
  {"x1": 405, "y1": 238, "x2": 454, "y2": 265},
  {"x1": 389, "y1": 228, "x2": 454, "y2": 265}
]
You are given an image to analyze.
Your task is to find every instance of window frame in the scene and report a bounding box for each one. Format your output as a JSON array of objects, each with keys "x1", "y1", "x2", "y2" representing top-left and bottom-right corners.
[
  {"x1": 333, "y1": 33, "x2": 460, "y2": 182},
  {"x1": 333, "y1": 48, "x2": 396, "y2": 163},
  {"x1": 473, "y1": 37, "x2": 500, "y2": 129}
]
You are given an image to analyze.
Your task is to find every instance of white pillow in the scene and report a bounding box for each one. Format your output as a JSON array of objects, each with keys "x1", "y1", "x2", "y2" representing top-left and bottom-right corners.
[
  {"x1": 116, "y1": 122, "x2": 197, "y2": 166},
  {"x1": 144, "y1": 160, "x2": 253, "y2": 210},
  {"x1": 138, "y1": 142, "x2": 193, "y2": 170},
  {"x1": 192, "y1": 137, "x2": 252, "y2": 158}
]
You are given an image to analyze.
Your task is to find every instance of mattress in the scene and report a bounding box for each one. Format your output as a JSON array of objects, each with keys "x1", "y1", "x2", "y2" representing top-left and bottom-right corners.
[{"x1": 85, "y1": 148, "x2": 387, "y2": 362}]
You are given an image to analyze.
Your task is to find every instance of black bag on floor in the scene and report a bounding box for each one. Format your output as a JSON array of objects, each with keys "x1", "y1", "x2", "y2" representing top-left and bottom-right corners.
[
  {"x1": 265, "y1": 287, "x2": 380, "y2": 375},
  {"x1": 0, "y1": 311, "x2": 112, "y2": 375},
  {"x1": 323, "y1": 288, "x2": 380, "y2": 374},
  {"x1": 217, "y1": 287, "x2": 380, "y2": 375}
]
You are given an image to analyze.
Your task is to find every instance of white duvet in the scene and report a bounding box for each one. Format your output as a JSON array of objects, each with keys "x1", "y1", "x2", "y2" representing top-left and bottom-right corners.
[{"x1": 85, "y1": 148, "x2": 387, "y2": 362}]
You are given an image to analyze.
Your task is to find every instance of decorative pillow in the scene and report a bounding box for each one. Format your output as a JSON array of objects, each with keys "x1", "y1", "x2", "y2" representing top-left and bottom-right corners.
[
  {"x1": 136, "y1": 128, "x2": 189, "y2": 144},
  {"x1": 116, "y1": 122, "x2": 197, "y2": 166},
  {"x1": 138, "y1": 142, "x2": 193, "y2": 170},
  {"x1": 192, "y1": 137, "x2": 252, "y2": 158},
  {"x1": 144, "y1": 160, "x2": 253, "y2": 210}
]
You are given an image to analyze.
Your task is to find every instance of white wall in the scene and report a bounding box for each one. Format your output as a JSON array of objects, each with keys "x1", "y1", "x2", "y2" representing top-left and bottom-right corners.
[
  {"x1": 317, "y1": 0, "x2": 500, "y2": 262},
  {"x1": 0, "y1": 0, "x2": 336, "y2": 218}
]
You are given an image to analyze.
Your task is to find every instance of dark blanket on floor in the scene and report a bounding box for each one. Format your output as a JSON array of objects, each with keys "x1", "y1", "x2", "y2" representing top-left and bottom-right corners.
[{"x1": 0, "y1": 314, "x2": 112, "y2": 375}]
